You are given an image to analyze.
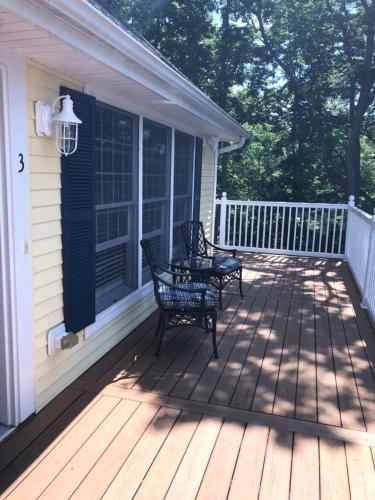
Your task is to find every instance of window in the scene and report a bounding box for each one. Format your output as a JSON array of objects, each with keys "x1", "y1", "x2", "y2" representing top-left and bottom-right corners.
[
  {"x1": 142, "y1": 120, "x2": 171, "y2": 283},
  {"x1": 95, "y1": 102, "x2": 138, "y2": 313},
  {"x1": 173, "y1": 131, "x2": 195, "y2": 257}
]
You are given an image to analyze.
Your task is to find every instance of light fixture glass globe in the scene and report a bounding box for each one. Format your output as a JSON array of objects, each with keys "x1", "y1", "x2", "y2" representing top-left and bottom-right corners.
[{"x1": 56, "y1": 121, "x2": 79, "y2": 156}]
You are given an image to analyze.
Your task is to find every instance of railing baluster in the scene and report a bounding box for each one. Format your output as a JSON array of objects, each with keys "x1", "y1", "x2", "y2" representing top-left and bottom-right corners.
[
  {"x1": 268, "y1": 206, "x2": 273, "y2": 248},
  {"x1": 318, "y1": 207, "x2": 324, "y2": 253},
  {"x1": 287, "y1": 206, "x2": 292, "y2": 250},
  {"x1": 306, "y1": 207, "x2": 311, "y2": 252},
  {"x1": 256, "y1": 205, "x2": 260, "y2": 248},
  {"x1": 281, "y1": 206, "x2": 285, "y2": 250},
  {"x1": 244, "y1": 205, "x2": 249, "y2": 247},
  {"x1": 227, "y1": 203, "x2": 231, "y2": 246},
  {"x1": 325, "y1": 208, "x2": 331, "y2": 253},
  {"x1": 331, "y1": 208, "x2": 338, "y2": 254},
  {"x1": 293, "y1": 207, "x2": 298, "y2": 251},
  {"x1": 262, "y1": 205, "x2": 267, "y2": 248},
  {"x1": 338, "y1": 208, "x2": 344, "y2": 254},
  {"x1": 250, "y1": 205, "x2": 255, "y2": 248},
  {"x1": 275, "y1": 206, "x2": 280, "y2": 249},
  {"x1": 312, "y1": 207, "x2": 317, "y2": 253},
  {"x1": 299, "y1": 207, "x2": 305, "y2": 251},
  {"x1": 233, "y1": 204, "x2": 237, "y2": 246},
  {"x1": 239, "y1": 204, "x2": 243, "y2": 246}
]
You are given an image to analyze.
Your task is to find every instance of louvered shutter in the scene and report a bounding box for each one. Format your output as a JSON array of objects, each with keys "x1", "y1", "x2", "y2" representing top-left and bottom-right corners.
[
  {"x1": 193, "y1": 137, "x2": 203, "y2": 221},
  {"x1": 60, "y1": 86, "x2": 96, "y2": 333}
]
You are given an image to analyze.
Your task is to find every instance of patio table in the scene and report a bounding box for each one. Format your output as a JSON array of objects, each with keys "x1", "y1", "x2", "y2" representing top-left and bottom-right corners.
[{"x1": 170, "y1": 256, "x2": 216, "y2": 284}]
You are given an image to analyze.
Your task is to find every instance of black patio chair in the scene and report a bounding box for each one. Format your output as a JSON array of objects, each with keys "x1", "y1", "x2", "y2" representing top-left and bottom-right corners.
[
  {"x1": 140, "y1": 239, "x2": 219, "y2": 358},
  {"x1": 181, "y1": 221, "x2": 243, "y2": 309}
]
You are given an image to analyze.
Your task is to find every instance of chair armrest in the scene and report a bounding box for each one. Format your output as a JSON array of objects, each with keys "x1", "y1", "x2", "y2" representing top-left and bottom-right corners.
[{"x1": 206, "y1": 240, "x2": 237, "y2": 257}]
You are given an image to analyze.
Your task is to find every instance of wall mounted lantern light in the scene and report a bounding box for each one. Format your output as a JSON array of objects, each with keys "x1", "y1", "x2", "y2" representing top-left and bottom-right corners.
[{"x1": 35, "y1": 95, "x2": 82, "y2": 156}]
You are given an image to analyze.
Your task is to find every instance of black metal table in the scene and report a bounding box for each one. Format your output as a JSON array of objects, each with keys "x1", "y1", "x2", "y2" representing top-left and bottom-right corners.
[{"x1": 170, "y1": 256, "x2": 216, "y2": 284}]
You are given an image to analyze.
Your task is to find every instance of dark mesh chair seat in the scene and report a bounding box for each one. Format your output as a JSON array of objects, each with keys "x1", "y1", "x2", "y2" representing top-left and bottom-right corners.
[
  {"x1": 181, "y1": 221, "x2": 244, "y2": 309},
  {"x1": 213, "y1": 256, "x2": 242, "y2": 273},
  {"x1": 159, "y1": 282, "x2": 219, "y2": 309}
]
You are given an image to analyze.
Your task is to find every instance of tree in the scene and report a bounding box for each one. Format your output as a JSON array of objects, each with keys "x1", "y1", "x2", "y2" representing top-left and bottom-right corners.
[
  {"x1": 325, "y1": 1, "x2": 375, "y2": 198},
  {"x1": 96, "y1": 0, "x2": 375, "y2": 207}
]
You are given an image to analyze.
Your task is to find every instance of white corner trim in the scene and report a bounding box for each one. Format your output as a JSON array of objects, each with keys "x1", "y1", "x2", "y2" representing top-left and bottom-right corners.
[{"x1": 0, "y1": 47, "x2": 34, "y2": 425}]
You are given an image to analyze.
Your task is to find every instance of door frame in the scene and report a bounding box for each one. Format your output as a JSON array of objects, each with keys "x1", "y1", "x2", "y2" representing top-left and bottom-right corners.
[{"x1": 0, "y1": 47, "x2": 35, "y2": 426}]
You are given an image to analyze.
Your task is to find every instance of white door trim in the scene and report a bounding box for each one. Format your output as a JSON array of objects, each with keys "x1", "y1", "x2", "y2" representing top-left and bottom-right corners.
[{"x1": 0, "y1": 47, "x2": 34, "y2": 425}]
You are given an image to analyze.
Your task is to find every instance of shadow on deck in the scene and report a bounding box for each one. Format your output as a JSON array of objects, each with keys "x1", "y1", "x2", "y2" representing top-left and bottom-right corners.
[{"x1": 1, "y1": 254, "x2": 374, "y2": 499}]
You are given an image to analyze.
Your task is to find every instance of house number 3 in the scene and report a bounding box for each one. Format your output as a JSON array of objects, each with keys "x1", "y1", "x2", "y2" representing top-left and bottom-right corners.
[{"x1": 18, "y1": 153, "x2": 25, "y2": 173}]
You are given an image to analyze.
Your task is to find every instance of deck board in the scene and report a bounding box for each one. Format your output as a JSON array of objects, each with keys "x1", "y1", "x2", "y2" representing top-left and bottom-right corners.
[
  {"x1": 1, "y1": 253, "x2": 375, "y2": 500},
  {"x1": 290, "y1": 434, "x2": 320, "y2": 500}
]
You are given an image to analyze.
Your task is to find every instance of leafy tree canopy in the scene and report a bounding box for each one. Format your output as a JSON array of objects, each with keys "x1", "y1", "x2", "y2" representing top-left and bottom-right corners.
[{"x1": 97, "y1": 0, "x2": 375, "y2": 210}]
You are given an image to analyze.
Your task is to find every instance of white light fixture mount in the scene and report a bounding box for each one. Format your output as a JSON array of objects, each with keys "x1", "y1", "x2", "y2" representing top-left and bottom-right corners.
[{"x1": 35, "y1": 95, "x2": 82, "y2": 156}]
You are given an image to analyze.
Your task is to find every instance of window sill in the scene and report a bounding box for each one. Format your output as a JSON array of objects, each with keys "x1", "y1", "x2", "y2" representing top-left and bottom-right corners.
[{"x1": 84, "y1": 279, "x2": 156, "y2": 340}]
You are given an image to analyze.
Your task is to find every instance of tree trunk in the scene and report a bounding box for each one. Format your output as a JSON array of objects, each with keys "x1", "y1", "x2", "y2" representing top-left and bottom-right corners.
[
  {"x1": 217, "y1": 1, "x2": 231, "y2": 193},
  {"x1": 345, "y1": 132, "x2": 361, "y2": 198}
]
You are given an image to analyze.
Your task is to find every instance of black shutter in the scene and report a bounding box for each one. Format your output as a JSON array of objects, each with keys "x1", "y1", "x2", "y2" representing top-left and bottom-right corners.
[
  {"x1": 193, "y1": 137, "x2": 203, "y2": 221},
  {"x1": 60, "y1": 86, "x2": 96, "y2": 333}
]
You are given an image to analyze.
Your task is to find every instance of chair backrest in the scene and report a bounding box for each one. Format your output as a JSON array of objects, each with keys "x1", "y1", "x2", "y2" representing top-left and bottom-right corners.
[
  {"x1": 140, "y1": 239, "x2": 162, "y2": 303},
  {"x1": 181, "y1": 221, "x2": 208, "y2": 258}
]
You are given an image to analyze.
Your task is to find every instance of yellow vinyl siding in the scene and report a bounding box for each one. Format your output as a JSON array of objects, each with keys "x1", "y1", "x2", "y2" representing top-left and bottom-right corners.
[
  {"x1": 200, "y1": 145, "x2": 216, "y2": 238},
  {"x1": 28, "y1": 62, "x2": 216, "y2": 411}
]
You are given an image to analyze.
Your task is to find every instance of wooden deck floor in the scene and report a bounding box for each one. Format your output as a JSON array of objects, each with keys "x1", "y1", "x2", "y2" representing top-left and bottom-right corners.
[{"x1": 1, "y1": 254, "x2": 375, "y2": 499}]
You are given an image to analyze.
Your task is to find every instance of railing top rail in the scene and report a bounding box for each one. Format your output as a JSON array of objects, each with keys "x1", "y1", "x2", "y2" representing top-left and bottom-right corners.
[
  {"x1": 350, "y1": 204, "x2": 374, "y2": 222},
  {"x1": 215, "y1": 199, "x2": 348, "y2": 209}
]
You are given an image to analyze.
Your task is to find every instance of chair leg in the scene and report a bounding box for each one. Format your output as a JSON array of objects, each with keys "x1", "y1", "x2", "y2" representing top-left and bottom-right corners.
[
  {"x1": 155, "y1": 312, "x2": 161, "y2": 336},
  {"x1": 239, "y1": 267, "x2": 244, "y2": 298},
  {"x1": 204, "y1": 316, "x2": 209, "y2": 333},
  {"x1": 212, "y1": 314, "x2": 218, "y2": 359},
  {"x1": 219, "y1": 276, "x2": 223, "y2": 310},
  {"x1": 155, "y1": 313, "x2": 166, "y2": 356}
]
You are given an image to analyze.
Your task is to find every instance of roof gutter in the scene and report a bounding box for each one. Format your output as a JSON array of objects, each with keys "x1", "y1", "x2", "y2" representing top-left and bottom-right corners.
[
  {"x1": 210, "y1": 135, "x2": 247, "y2": 242},
  {"x1": 218, "y1": 136, "x2": 246, "y2": 155}
]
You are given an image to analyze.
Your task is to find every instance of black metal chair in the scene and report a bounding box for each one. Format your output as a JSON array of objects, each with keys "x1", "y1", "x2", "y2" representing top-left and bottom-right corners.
[
  {"x1": 181, "y1": 221, "x2": 243, "y2": 309},
  {"x1": 140, "y1": 239, "x2": 219, "y2": 358}
]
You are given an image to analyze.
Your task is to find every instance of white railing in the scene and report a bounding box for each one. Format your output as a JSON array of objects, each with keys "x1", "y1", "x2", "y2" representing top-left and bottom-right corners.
[
  {"x1": 216, "y1": 192, "x2": 348, "y2": 258},
  {"x1": 345, "y1": 197, "x2": 375, "y2": 324},
  {"x1": 215, "y1": 192, "x2": 375, "y2": 324}
]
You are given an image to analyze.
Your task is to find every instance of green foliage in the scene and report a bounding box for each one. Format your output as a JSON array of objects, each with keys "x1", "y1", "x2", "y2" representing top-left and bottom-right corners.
[{"x1": 96, "y1": 0, "x2": 375, "y2": 209}]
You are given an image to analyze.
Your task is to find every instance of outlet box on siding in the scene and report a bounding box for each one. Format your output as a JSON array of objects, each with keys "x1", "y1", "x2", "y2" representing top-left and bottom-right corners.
[{"x1": 47, "y1": 323, "x2": 67, "y2": 356}]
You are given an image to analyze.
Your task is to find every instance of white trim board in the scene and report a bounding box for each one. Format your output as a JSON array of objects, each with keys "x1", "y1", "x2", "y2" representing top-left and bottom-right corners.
[{"x1": 0, "y1": 46, "x2": 35, "y2": 425}]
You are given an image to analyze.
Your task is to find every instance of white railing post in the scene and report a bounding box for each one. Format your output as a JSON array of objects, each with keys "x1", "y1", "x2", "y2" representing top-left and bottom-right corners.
[
  {"x1": 219, "y1": 192, "x2": 227, "y2": 247},
  {"x1": 361, "y1": 208, "x2": 375, "y2": 310},
  {"x1": 344, "y1": 195, "x2": 355, "y2": 261}
]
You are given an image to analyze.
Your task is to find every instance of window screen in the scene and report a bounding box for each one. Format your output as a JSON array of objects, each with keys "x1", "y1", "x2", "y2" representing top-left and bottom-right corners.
[
  {"x1": 172, "y1": 131, "x2": 195, "y2": 258},
  {"x1": 95, "y1": 102, "x2": 138, "y2": 313},
  {"x1": 142, "y1": 120, "x2": 171, "y2": 283}
]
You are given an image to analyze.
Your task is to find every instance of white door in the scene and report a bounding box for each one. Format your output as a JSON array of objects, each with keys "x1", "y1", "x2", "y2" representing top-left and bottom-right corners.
[{"x1": 0, "y1": 48, "x2": 34, "y2": 427}]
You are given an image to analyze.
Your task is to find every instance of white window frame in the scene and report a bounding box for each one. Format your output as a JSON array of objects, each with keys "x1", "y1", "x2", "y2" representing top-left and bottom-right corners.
[
  {"x1": 0, "y1": 47, "x2": 34, "y2": 425},
  {"x1": 84, "y1": 113, "x2": 198, "y2": 340},
  {"x1": 169, "y1": 128, "x2": 175, "y2": 260}
]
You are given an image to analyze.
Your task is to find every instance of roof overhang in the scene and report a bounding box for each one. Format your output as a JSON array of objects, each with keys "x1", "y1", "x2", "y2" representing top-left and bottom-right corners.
[{"x1": 0, "y1": 0, "x2": 250, "y2": 141}]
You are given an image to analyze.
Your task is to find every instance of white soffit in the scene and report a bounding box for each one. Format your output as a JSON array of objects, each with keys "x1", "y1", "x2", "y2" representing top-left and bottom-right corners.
[{"x1": 0, "y1": 0, "x2": 248, "y2": 141}]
